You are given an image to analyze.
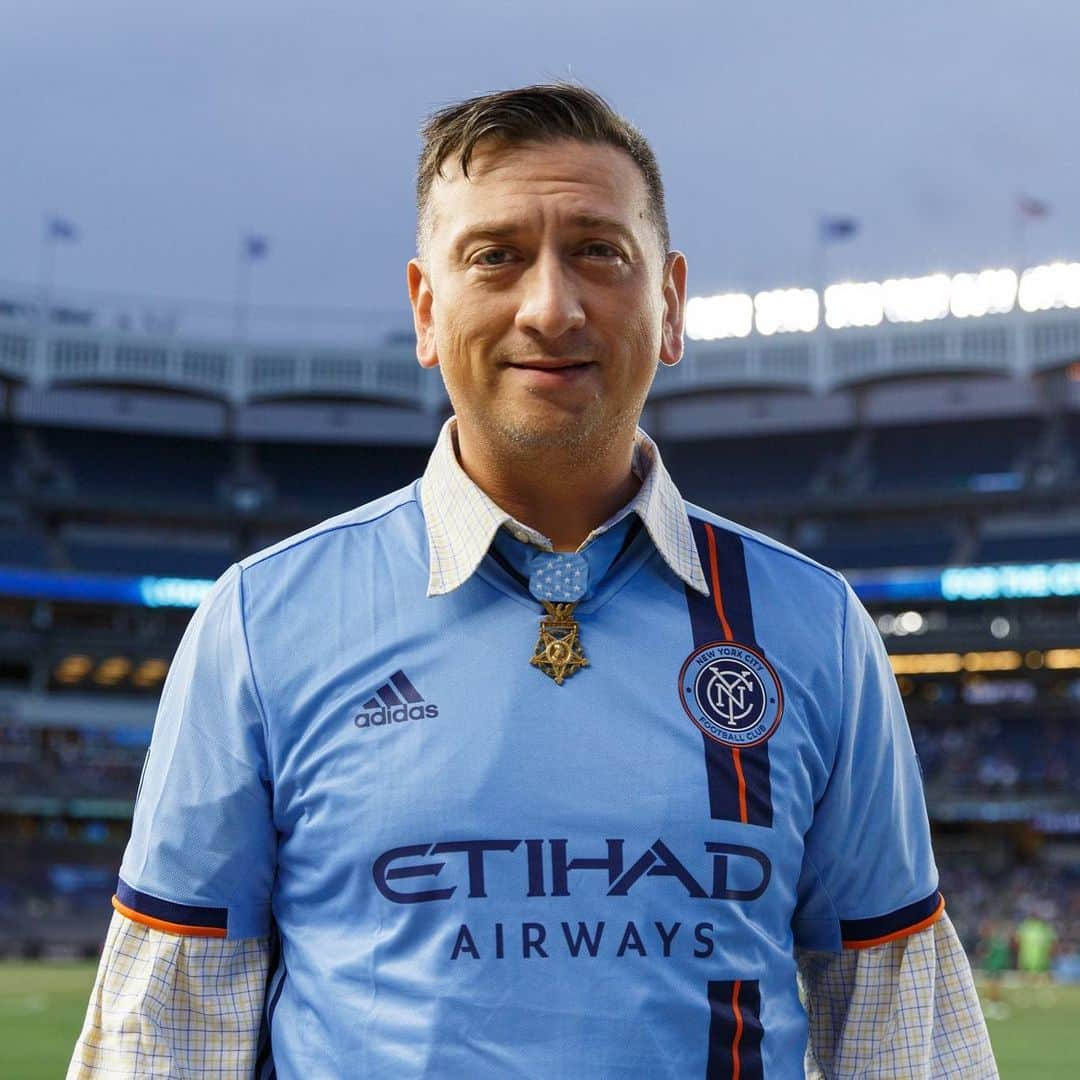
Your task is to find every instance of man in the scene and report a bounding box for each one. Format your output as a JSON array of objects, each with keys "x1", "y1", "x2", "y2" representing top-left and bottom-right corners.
[{"x1": 70, "y1": 84, "x2": 997, "y2": 1077}]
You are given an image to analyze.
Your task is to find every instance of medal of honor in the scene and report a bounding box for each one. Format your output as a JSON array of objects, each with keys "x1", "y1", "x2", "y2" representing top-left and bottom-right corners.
[{"x1": 530, "y1": 601, "x2": 588, "y2": 685}]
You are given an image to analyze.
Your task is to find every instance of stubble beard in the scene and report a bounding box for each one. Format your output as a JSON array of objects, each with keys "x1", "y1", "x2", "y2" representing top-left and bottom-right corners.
[
  {"x1": 468, "y1": 387, "x2": 649, "y2": 470},
  {"x1": 444, "y1": 340, "x2": 660, "y2": 469}
]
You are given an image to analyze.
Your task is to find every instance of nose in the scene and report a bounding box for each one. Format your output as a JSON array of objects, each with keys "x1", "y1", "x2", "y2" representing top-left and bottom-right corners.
[{"x1": 514, "y1": 252, "x2": 586, "y2": 340}]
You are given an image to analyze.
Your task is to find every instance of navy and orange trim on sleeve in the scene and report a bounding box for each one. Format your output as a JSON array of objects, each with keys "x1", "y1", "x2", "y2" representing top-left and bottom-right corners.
[
  {"x1": 684, "y1": 519, "x2": 774, "y2": 829},
  {"x1": 113, "y1": 878, "x2": 228, "y2": 938},
  {"x1": 840, "y1": 890, "x2": 945, "y2": 950}
]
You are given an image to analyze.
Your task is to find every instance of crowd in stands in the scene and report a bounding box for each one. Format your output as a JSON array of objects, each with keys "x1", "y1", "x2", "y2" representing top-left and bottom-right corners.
[
  {"x1": 0, "y1": 823, "x2": 118, "y2": 958},
  {"x1": 940, "y1": 858, "x2": 1080, "y2": 981},
  {"x1": 909, "y1": 713, "x2": 1078, "y2": 796},
  {"x1": 0, "y1": 723, "x2": 146, "y2": 801}
]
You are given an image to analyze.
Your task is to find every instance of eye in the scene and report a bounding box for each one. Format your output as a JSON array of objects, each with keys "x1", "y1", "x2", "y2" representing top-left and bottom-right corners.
[
  {"x1": 473, "y1": 247, "x2": 516, "y2": 267},
  {"x1": 579, "y1": 241, "x2": 622, "y2": 260}
]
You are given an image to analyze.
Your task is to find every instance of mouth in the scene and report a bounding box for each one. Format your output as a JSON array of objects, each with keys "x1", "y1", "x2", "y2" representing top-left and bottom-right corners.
[
  {"x1": 504, "y1": 359, "x2": 597, "y2": 387},
  {"x1": 506, "y1": 359, "x2": 594, "y2": 372}
]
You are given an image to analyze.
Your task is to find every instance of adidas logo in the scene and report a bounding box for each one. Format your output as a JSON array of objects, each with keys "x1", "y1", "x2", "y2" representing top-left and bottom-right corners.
[{"x1": 353, "y1": 670, "x2": 438, "y2": 729}]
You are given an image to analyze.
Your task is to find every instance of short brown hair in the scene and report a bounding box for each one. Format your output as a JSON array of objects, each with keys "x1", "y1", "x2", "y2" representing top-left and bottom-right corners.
[{"x1": 416, "y1": 83, "x2": 670, "y2": 256}]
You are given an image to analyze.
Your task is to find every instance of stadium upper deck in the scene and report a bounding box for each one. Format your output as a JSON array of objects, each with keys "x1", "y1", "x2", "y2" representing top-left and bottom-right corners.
[
  {"x1": 2, "y1": 260, "x2": 1080, "y2": 411},
  {"x1": 0, "y1": 264, "x2": 1077, "y2": 642}
]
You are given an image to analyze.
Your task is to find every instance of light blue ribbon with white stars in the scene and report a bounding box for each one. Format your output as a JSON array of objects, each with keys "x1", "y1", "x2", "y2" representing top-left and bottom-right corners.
[{"x1": 528, "y1": 553, "x2": 589, "y2": 603}]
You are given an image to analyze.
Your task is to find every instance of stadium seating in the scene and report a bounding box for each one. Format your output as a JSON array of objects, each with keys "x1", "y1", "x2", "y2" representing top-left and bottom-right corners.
[
  {"x1": 0, "y1": 525, "x2": 50, "y2": 568},
  {"x1": 869, "y1": 417, "x2": 1041, "y2": 491},
  {"x1": 802, "y1": 519, "x2": 957, "y2": 569},
  {"x1": 66, "y1": 539, "x2": 233, "y2": 579},
  {"x1": 38, "y1": 427, "x2": 228, "y2": 501},
  {"x1": 976, "y1": 532, "x2": 1080, "y2": 563},
  {"x1": 659, "y1": 429, "x2": 853, "y2": 503},
  {"x1": 253, "y1": 440, "x2": 430, "y2": 506},
  {"x1": 0, "y1": 425, "x2": 15, "y2": 495}
]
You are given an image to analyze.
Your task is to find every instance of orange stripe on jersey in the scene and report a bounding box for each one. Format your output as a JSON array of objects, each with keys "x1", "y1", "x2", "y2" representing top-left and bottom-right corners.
[
  {"x1": 731, "y1": 749, "x2": 749, "y2": 825},
  {"x1": 112, "y1": 894, "x2": 228, "y2": 938},
  {"x1": 703, "y1": 523, "x2": 734, "y2": 641},
  {"x1": 842, "y1": 894, "x2": 946, "y2": 949},
  {"x1": 731, "y1": 978, "x2": 744, "y2": 1080}
]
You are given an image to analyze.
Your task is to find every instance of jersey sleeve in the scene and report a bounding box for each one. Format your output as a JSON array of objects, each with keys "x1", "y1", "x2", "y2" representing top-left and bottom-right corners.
[
  {"x1": 115, "y1": 563, "x2": 275, "y2": 940},
  {"x1": 793, "y1": 580, "x2": 942, "y2": 952}
]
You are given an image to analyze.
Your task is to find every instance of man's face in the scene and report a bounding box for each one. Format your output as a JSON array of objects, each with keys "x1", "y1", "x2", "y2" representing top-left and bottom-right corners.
[{"x1": 408, "y1": 138, "x2": 686, "y2": 458}]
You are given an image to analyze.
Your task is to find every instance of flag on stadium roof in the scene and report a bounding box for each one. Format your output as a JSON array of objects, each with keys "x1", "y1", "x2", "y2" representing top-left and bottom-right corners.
[
  {"x1": 1017, "y1": 195, "x2": 1050, "y2": 220},
  {"x1": 244, "y1": 234, "x2": 270, "y2": 260},
  {"x1": 47, "y1": 216, "x2": 78, "y2": 242},
  {"x1": 819, "y1": 215, "x2": 859, "y2": 243}
]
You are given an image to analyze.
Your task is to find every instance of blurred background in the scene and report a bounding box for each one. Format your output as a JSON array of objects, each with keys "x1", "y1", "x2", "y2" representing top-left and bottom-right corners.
[{"x1": 1, "y1": 2, "x2": 1078, "y2": 1076}]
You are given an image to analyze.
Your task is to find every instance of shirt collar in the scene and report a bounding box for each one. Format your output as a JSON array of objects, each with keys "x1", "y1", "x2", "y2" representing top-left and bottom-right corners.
[{"x1": 420, "y1": 416, "x2": 709, "y2": 598}]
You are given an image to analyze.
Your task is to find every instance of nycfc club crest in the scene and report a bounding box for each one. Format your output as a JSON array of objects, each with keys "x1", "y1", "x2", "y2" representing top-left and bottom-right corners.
[{"x1": 678, "y1": 642, "x2": 783, "y2": 747}]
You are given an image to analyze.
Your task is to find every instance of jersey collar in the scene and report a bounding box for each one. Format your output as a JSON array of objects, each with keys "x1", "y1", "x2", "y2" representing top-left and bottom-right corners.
[{"x1": 420, "y1": 416, "x2": 710, "y2": 598}]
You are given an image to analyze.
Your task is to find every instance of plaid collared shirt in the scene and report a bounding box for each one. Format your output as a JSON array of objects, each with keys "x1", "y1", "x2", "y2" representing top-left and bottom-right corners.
[{"x1": 68, "y1": 420, "x2": 997, "y2": 1078}]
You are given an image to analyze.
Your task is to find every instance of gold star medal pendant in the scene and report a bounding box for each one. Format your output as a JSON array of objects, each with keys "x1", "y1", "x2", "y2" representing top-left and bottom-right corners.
[{"x1": 528, "y1": 554, "x2": 589, "y2": 686}]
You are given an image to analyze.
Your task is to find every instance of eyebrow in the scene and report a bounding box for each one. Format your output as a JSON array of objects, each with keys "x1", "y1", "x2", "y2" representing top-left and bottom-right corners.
[{"x1": 451, "y1": 213, "x2": 637, "y2": 253}]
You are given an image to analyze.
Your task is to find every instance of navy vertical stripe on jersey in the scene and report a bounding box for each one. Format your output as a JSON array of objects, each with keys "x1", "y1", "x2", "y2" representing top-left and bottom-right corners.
[
  {"x1": 703, "y1": 525, "x2": 754, "y2": 643},
  {"x1": 685, "y1": 518, "x2": 773, "y2": 828},
  {"x1": 706, "y1": 979, "x2": 764, "y2": 1080},
  {"x1": 698, "y1": 737, "x2": 743, "y2": 822}
]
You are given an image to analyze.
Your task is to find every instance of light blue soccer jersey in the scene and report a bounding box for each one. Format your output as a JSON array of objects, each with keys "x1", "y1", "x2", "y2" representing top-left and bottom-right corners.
[{"x1": 118, "y1": 472, "x2": 940, "y2": 1077}]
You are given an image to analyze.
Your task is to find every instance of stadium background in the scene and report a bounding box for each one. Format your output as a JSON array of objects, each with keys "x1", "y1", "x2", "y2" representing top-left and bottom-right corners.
[{"x1": 1, "y1": 267, "x2": 1079, "y2": 1075}]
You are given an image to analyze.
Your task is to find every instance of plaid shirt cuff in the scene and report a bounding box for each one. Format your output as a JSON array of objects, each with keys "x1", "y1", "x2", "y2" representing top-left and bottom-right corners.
[{"x1": 67, "y1": 910, "x2": 270, "y2": 1079}]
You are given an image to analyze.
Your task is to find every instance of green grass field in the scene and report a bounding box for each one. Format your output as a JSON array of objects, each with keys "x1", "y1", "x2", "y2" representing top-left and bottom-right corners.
[{"x1": 1, "y1": 962, "x2": 1077, "y2": 1078}]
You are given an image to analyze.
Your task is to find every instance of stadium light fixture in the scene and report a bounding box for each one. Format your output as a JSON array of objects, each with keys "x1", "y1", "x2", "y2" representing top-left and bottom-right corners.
[
  {"x1": 685, "y1": 293, "x2": 754, "y2": 341},
  {"x1": 1018, "y1": 262, "x2": 1080, "y2": 312},
  {"x1": 824, "y1": 281, "x2": 884, "y2": 329},
  {"x1": 686, "y1": 259, "x2": 1074, "y2": 341},
  {"x1": 882, "y1": 273, "x2": 952, "y2": 324},
  {"x1": 949, "y1": 269, "x2": 1017, "y2": 318},
  {"x1": 753, "y1": 288, "x2": 819, "y2": 335}
]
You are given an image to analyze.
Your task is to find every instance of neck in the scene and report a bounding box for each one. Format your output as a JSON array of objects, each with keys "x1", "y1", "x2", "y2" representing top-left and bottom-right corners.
[{"x1": 453, "y1": 422, "x2": 642, "y2": 551}]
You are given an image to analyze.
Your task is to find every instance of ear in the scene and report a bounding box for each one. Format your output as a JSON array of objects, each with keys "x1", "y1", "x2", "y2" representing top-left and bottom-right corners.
[
  {"x1": 659, "y1": 251, "x2": 688, "y2": 367},
  {"x1": 407, "y1": 258, "x2": 439, "y2": 368}
]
